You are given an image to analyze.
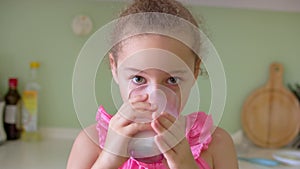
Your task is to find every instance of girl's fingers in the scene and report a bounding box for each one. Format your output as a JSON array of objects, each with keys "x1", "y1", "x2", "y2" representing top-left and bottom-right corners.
[
  {"x1": 129, "y1": 94, "x2": 148, "y2": 103},
  {"x1": 168, "y1": 115, "x2": 186, "y2": 141},
  {"x1": 116, "y1": 94, "x2": 158, "y2": 123},
  {"x1": 128, "y1": 94, "x2": 148, "y2": 104},
  {"x1": 152, "y1": 112, "x2": 185, "y2": 139},
  {"x1": 114, "y1": 103, "x2": 138, "y2": 124},
  {"x1": 161, "y1": 131, "x2": 179, "y2": 151},
  {"x1": 151, "y1": 114, "x2": 172, "y2": 133},
  {"x1": 152, "y1": 113, "x2": 186, "y2": 154},
  {"x1": 129, "y1": 94, "x2": 158, "y2": 114},
  {"x1": 151, "y1": 112, "x2": 173, "y2": 132},
  {"x1": 107, "y1": 114, "x2": 152, "y2": 157},
  {"x1": 160, "y1": 112, "x2": 176, "y2": 123},
  {"x1": 124, "y1": 122, "x2": 152, "y2": 136},
  {"x1": 111, "y1": 101, "x2": 155, "y2": 135},
  {"x1": 154, "y1": 134, "x2": 176, "y2": 155},
  {"x1": 105, "y1": 121, "x2": 152, "y2": 157},
  {"x1": 121, "y1": 109, "x2": 153, "y2": 122},
  {"x1": 152, "y1": 119, "x2": 181, "y2": 152},
  {"x1": 155, "y1": 135, "x2": 192, "y2": 169},
  {"x1": 113, "y1": 114, "x2": 151, "y2": 133},
  {"x1": 112, "y1": 112, "x2": 131, "y2": 126},
  {"x1": 104, "y1": 125, "x2": 131, "y2": 157},
  {"x1": 118, "y1": 102, "x2": 153, "y2": 122},
  {"x1": 104, "y1": 94, "x2": 159, "y2": 158},
  {"x1": 131, "y1": 102, "x2": 157, "y2": 112}
]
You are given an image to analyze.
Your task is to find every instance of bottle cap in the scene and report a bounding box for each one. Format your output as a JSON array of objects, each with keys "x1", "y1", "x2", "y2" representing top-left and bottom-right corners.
[
  {"x1": 30, "y1": 62, "x2": 40, "y2": 69},
  {"x1": 9, "y1": 78, "x2": 18, "y2": 88}
]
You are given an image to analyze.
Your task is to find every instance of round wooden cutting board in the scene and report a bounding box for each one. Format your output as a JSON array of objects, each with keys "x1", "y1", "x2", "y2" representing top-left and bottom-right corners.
[{"x1": 242, "y1": 62, "x2": 300, "y2": 148}]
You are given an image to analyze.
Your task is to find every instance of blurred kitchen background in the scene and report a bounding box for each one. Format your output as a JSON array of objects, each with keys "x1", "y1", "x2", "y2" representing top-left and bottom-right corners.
[{"x1": 0, "y1": 0, "x2": 300, "y2": 168}]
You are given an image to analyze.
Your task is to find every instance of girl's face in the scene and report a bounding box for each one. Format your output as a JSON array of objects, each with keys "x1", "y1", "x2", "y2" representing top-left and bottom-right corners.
[{"x1": 110, "y1": 35, "x2": 200, "y2": 112}]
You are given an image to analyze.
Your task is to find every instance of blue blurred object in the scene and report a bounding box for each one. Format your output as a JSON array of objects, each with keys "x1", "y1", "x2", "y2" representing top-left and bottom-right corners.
[{"x1": 238, "y1": 157, "x2": 280, "y2": 167}]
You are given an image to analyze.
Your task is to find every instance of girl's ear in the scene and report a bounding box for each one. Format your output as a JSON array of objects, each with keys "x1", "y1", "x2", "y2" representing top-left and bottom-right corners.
[
  {"x1": 109, "y1": 53, "x2": 119, "y2": 84},
  {"x1": 194, "y1": 58, "x2": 201, "y2": 78}
]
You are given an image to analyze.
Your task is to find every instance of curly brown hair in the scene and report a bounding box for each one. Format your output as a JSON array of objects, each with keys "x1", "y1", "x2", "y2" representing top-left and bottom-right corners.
[
  {"x1": 120, "y1": 0, "x2": 199, "y2": 27},
  {"x1": 110, "y1": 0, "x2": 201, "y2": 62}
]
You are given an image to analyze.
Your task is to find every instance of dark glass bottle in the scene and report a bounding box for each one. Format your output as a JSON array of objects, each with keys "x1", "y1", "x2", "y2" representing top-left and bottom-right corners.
[
  {"x1": 0, "y1": 95, "x2": 6, "y2": 144},
  {"x1": 4, "y1": 78, "x2": 21, "y2": 140}
]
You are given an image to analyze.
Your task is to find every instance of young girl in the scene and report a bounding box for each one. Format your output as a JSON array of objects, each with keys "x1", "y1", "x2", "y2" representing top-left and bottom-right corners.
[{"x1": 67, "y1": 0, "x2": 238, "y2": 169}]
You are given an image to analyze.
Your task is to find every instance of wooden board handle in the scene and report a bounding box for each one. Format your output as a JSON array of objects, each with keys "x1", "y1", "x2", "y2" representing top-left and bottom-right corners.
[{"x1": 267, "y1": 62, "x2": 284, "y2": 89}]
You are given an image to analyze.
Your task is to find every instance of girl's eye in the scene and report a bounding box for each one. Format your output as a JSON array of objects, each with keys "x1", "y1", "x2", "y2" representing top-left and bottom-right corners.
[
  {"x1": 167, "y1": 77, "x2": 180, "y2": 85},
  {"x1": 132, "y1": 76, "x2": 146, "y2": 85}
]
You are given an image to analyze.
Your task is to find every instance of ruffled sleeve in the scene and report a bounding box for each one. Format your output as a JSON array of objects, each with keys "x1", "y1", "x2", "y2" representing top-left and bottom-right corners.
[
  {"x1": 185, "y1": 112, "x2": 213, "y2": 159},
  {"x1": 96, "y1": 105, "x2": 112, "y2": 149}
]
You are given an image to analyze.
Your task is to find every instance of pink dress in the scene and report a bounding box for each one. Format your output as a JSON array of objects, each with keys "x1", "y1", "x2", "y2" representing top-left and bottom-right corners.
[{"x1": 96, "y1": 106, "x2": 213, "y2": 169}]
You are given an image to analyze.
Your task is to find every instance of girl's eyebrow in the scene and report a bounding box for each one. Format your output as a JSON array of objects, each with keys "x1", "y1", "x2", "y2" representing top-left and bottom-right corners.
[
  {"x1": 123, "y1": 67, "x2": 145, "y2": 74},
  {"x1": 124, "y1": 67, "x2": 188, "y2": 74},
  {"x1": 169, "y1": 70, "x2": 189, "y2": 74},
  {"x1": 123, "y1": 67, "x2": 142, "y2": 72}
]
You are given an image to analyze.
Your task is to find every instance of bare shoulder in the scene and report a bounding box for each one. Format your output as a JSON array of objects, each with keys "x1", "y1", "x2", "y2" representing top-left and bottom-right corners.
[
  {"x1": 67, "y1": 124, "x2": 102, "y2": 169},
  {"x1": 211, "y1": 127, "x2": 234, "y2": 146},
  {"x1": 77, "y1": 124, "x2": 100, "y2": 146},
  {"x1": 208, "y1": 127, "x2": 239, "y2": 169}
]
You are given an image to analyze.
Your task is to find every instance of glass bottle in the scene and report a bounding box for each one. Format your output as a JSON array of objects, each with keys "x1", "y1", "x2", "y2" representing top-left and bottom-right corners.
[
  {"x1": 22, "y1": 61, "x2": 41, "y2": 141},
  {"x1": 0, "y1": 95, "x2": 6, "y2": 144},
  {"x1": 4, "y1": 78, "x2": 22, "y2": 140}
]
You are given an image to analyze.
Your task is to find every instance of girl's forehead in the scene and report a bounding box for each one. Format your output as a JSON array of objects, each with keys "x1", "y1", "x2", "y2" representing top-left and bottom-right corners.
[
  {"x1": 117, "y1": 48, "x2": 195, "y2": 78},
  {"x1": 118, "y1": 35, "x2": 196, "y2": 65}
]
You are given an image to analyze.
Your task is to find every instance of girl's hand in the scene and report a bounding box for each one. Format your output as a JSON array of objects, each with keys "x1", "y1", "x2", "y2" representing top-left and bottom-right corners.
[
  {"x1": 151, "y1": 112, "x2": 198, "y2": 169},
  {"x1": 100, "y1": 94, "x2": 157, "y2": 167}
]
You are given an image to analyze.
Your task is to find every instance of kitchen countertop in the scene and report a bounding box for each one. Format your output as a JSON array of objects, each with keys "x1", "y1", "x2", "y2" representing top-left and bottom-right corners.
[
  {"x1": 0, "y1": 129, "x2": 299, "y2": 169},
  {"x1": 237, "y1": 145, "x2": 300, "y2": 169},
  {"x1": 0, "y1": 138, "x2": 74, "y2": 169},
  {"x1": 234, "y1": 130, "x2": 300, "y2": 169}
]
